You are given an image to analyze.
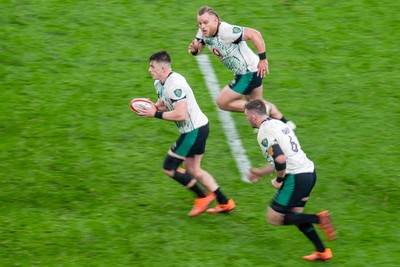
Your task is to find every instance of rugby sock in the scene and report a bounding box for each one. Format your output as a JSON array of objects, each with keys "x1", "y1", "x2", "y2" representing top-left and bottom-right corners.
[
  {"x1": 189, "y1": 184, "x2": 206, "y2": 198},
  {"x1": 297, "y1": 223, "x2": 325, "y2": 252},
  {"x1": 214, "y1": 187, "x2": 228, "y2": 204},
  {"x1": 172, "y1": 170, "x2": 205, "y2": 198},
  {"x1": 284, "y1": 212, "x2": 320, "y2": 225},
  {"x1": 279, "y1": 116, "x2": 288, "y2": 123}
]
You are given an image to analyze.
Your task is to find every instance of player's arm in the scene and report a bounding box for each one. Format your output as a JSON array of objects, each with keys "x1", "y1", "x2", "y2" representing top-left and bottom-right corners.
[
  {"x1": 188, "y1": 38, "x2": 204, "y2": 56},
  {"x1": 247, "y1": 164, "x2": 275, "y2": 183},
  {"x1": 270, "y1": 144, "x2": 287, "y2": 189},
  {"x1": 243, "y1": 27, "x2": 269, "y2": 77},
  {"x1": 154, "y1": 99, "x2": 187, "y2": 122}
]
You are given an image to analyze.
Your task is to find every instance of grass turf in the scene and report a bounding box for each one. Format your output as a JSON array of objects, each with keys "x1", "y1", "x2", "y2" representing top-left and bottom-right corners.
[{"x1": 1, "y1": 0, "x2": 399, "y2": 266}]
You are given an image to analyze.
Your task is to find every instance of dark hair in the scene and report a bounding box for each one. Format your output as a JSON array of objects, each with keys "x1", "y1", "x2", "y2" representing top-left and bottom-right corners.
[
  {"x1": 198, "y1": 6, "x2": 220, "y2": 21},
  {"x1": 149, "y1": 50, "x2": 171, "y2": 64},
  {"x1": 245, "y1": 99, "x2": 267, "y2": 115}
]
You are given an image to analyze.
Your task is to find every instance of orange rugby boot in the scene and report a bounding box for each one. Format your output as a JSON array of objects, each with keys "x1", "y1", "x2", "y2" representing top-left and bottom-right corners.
[
  {"x1": 303, "y1": 248, "x2": 333, "y2": 261},
  {"x1": 317, "y1": 210, "x2": 337, "y2": 241},
  {"x1": 188, "y1": 193, "x2": 216, "y2": 217},
  {"x1": 206, "y1": 199, "x2": 235, "y2": 214}
]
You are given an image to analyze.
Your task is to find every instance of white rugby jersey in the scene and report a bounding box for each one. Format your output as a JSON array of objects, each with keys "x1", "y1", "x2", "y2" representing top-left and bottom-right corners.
[
  {"x1": 257, "y1": 119, "x2": 314, "y2": 174},
  {"x1": 154, "y1": 72, "x2": 208, "y2": 133},
  {"x1": 195, "y1": 22, "x2": 259, "y2": 75}
]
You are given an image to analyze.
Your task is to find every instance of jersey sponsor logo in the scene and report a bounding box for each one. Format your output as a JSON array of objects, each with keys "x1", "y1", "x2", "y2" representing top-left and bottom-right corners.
[
  {"x1": 174, "y1": 89, "x2": 182, "y2": 97},
  {"x1": 233, "y1": 27, "x2": 241, "y2": 34},
  {"x1": 212, "y1": 48, "x2": 221, "y2": 57}
]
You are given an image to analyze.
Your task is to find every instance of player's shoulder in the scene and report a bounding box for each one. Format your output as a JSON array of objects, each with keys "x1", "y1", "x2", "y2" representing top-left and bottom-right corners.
[
  {"x1": 219, "y1": 21, "x2": 241, "y2": 35},
  {"x1": 220, "y1": 21, "x2": 237, "y2": 29},
  {"x1": 166, "y1": 72, "x2": 190, "y2": 92},
  {"x1": 271, "y1": 119, "x2": 291, "y2": 131},
  {"x1": 261, "y1": 119, "x2": 287, "y2": 133},
  {"x1": 168, "y1": 72, "x2": 187, "y2": 84},
  {"x1": 257, "y1": 120, "x2": 273, "y2": 138}
]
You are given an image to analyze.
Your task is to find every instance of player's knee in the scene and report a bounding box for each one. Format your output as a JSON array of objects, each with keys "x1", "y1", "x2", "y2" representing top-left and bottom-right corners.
[
  {"x1": 162, "y1": 169, "x2": 174, "y2": 177},
  {"x1": 267, "y1": 102, "x2": 277, "y2": 115},
  {"x1": 215, "y1": 97, "x2": 227, "y2": 110},
  {"x1": 162, "y1": 155, "x2": 183, "y2": 177},
  {"x1": 186, "y1": 168, "x2": 201, "y2": 179},
  {"x1": 267, "y1": 208, "x2": 284, "y2": 226},
  {"x1": 265, "y1": 102, "x2": 272, "y2": 115},
  {"x1": 267, "y1": 215, "x2": 280, "y2": 226}
]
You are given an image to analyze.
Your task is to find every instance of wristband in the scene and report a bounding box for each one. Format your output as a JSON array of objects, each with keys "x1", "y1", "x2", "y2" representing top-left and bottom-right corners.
[
  {"x1": 258, "y1": 52, "x2": 267, "y2": 60},
  {"x1": 276, "y1": 176, "x2": 285, "y2": 183},
  {"x1": 154, "y1": 111, "x2": 163, "y2": 119}
]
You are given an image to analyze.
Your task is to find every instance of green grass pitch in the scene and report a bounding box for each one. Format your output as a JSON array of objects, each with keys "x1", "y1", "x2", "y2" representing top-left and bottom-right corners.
[{"x1": 1, "y1": 0, "x2": 399, "y2": 266}]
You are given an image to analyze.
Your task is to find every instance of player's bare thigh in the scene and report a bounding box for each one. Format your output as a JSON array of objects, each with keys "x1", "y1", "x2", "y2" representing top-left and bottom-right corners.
[
  {"x1": 266, "y1": 206, "x2": 305, "y2": 226},
  {"x1": 267, "y1": 206, "x2": 285, "y2": 226},
  {"x1": 217, "y1": 85, "x2": 243, "y2": 102},
  {"x1": 184, "y1": 154, "x2": 202, "y2": 177},
  {"x1": 184, "y1": 154, "x2": 219, "y2": 192},
  {"x1": 216, "y1": 85, "x2": 246, "y2": 112},
  {"x1": 246, "y1": 85, "x2": 263, "y2": 100},
  {"x1": 219, "y1": 84, "x2": 264, "y2": 103}
]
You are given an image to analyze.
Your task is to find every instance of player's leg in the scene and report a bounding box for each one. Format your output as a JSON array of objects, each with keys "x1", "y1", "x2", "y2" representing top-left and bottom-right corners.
[
  {"x1": 287, "y1": 206, "x2": 328, "y2": 257},
  {"x1": 266, "y1": 206, "x2": 285, "y2": 225},
  {"x1": 283, "y1": 172, "x2": 336, "y2": 240},
  {"x1": 216, "y1": 85, "x2": 247, "y2": 112},
  {"x1": 183, "y1": 155, "x2": 218, "y2": 216},
  {"x1": 247, "y1": 86, "x2": 296, "y2": 130},
  {"x1": 162, "y1": 152, "x2": 206, "y2": 198},
  {"x1": 279, "y1": 172, "x2": 334, "y2": 260},
  {"x1": 184, "y1": 154, "x2": 218, "y2": 192},
  {"x1": 276, "y1": 173, "x2": 322, "y2": 227},
  {"x1": 267, "y1": 204, "x2": 332, "y2": 261},
  {"x1": 163, "y1": 133, "x2": 210, "y2": 201},
  {"x1": 185, "y1": 124, "x2": 235, "y2": 214},
  {"x1": 216, "y1": 72, "x2": 260, "y2": 112}
]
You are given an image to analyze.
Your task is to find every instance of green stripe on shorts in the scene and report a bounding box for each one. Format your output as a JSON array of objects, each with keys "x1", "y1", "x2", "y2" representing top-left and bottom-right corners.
[
  {"x1": 175, "y1": 128, "x2": 199, "y2": 156},
  {"x1": 231, "y1": 72, "x2": 253, "y2": 94},
  {"x1": 274, "y1": 174, "x2": 295, "y2": 206}
]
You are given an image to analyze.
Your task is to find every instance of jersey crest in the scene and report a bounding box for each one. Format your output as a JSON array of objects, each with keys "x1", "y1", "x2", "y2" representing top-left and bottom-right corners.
[
  {"x1": 233, "y1": 27, "x2": 241, "y2": 34},
  {"x1": 261, "y1": 138, "x2": 268, "y2": 147},
  {"x1": 174, "y1": 89, "x2": 182, "y2": 98}
]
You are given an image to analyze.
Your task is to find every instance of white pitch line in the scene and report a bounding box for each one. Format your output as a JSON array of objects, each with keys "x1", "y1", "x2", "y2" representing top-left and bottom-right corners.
[{"x1": 195, "y1": 54, "x2": 251, "y2": 183}]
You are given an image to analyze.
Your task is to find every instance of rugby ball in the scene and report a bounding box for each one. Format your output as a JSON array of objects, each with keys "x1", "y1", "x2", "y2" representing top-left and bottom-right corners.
[{"x1": 130, "y1": 98, "x2": 156, "y2": 114}]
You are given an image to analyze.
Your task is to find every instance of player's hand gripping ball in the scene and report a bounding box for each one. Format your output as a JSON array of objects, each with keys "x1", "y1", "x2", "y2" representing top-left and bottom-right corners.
[{"x1": 130, "y1": 98, "x2": 156, "y2": 115}]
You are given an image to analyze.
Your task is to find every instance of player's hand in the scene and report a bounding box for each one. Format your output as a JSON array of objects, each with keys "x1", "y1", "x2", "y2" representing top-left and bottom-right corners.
[
  {"x1": 155, "y1": 100, "x2": 167, "y2": 111},
  {"x1": 257, "y1": 59, "x2": 269, "y2": 78},
  {"x1": 271, "y1": 177, "x2": 283, "y2": 189},
  {"x1": 136, "y1": 104, "x2": 158, "y2": 118},
  {"x1": 188, "y1": 39, "x2": 201, "y2": 54},
  {"x1": 247, "y1": 168, "x2": 263, "y2": 183}
]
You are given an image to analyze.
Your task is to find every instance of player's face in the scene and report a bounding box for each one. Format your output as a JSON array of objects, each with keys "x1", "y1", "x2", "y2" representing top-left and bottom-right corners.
[
  {"x1": 148, "y1": 61, "x2": 163, "y2": 80},
  {"x1": 197, "y1": 13, "x2": 219, "y2": 37},
  {"x1": 245, "y1": 109, "x2": 258, "y2": 128}
]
